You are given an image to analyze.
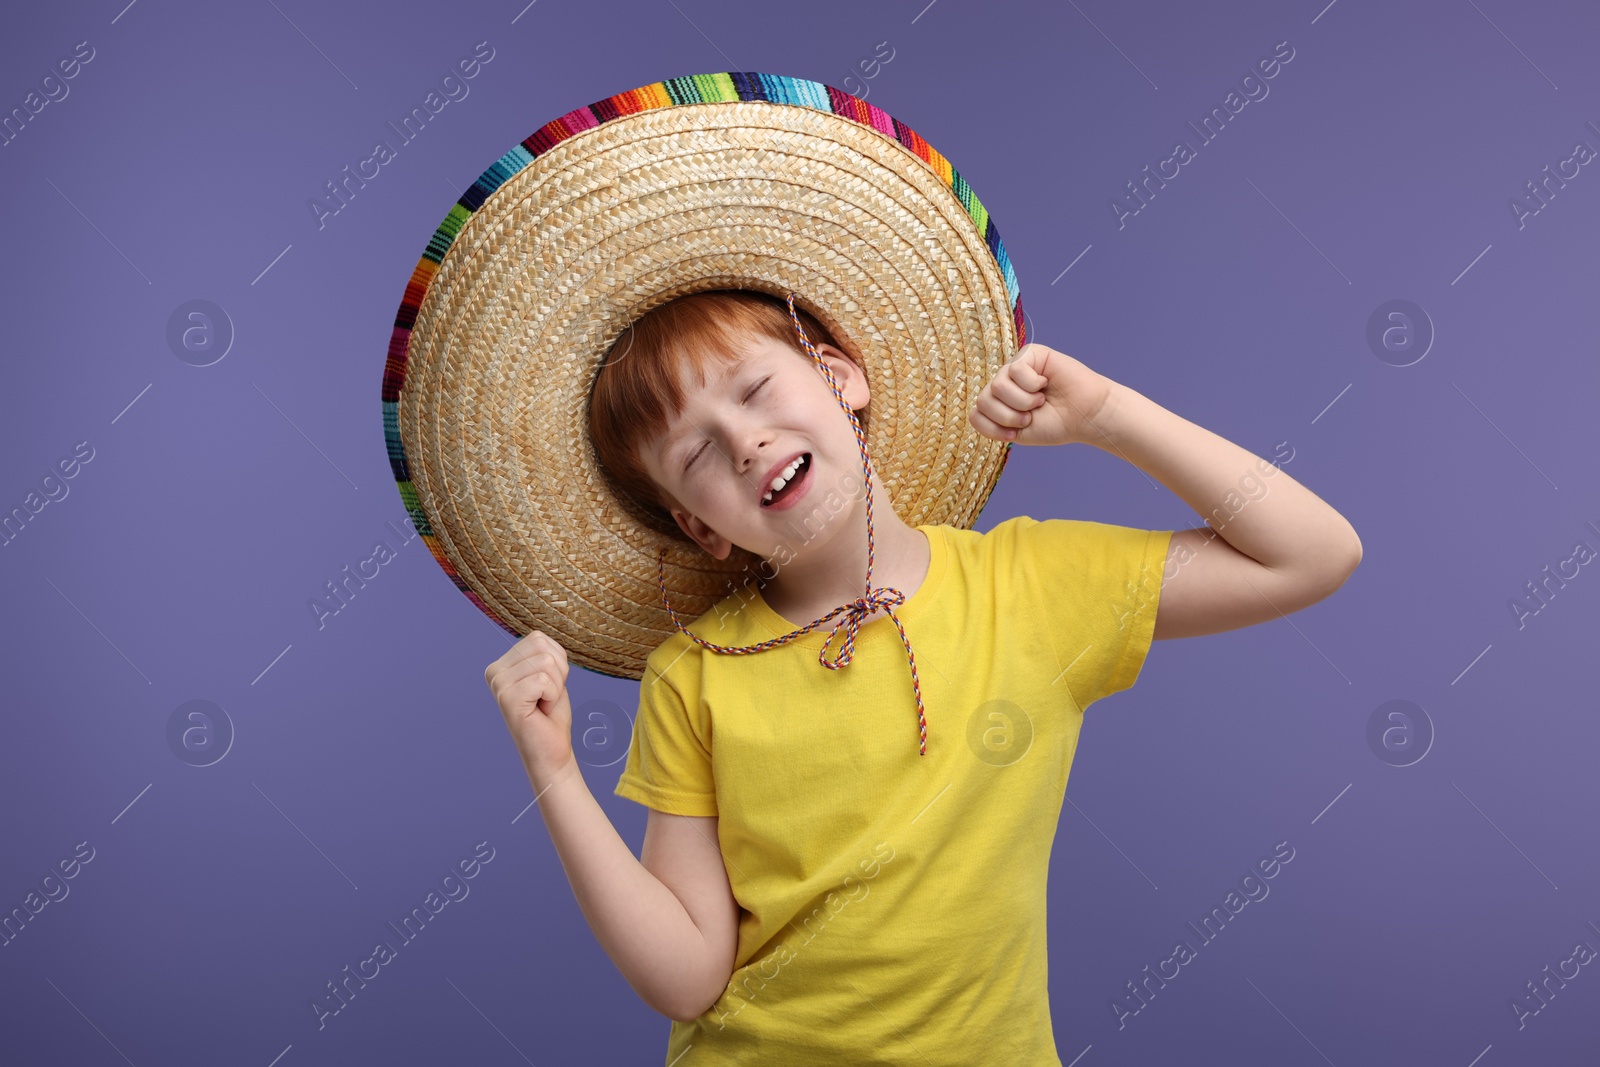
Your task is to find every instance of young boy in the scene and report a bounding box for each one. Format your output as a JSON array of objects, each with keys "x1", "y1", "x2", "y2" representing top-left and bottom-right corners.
[{"x1": 484, "y1": 289, "x2": 1361, "y2": 1065}]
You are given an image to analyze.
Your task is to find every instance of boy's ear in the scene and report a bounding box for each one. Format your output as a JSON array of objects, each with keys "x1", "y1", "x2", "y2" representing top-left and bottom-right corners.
[
  {"x1": 669, "y1": 506, "x2": 736, "y2": 561},
  {"x1": 811, "y1": 343, "x2": 870, "y2": 411}
]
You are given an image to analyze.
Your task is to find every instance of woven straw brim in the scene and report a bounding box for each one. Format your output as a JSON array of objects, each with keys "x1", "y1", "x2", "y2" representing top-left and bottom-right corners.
[{"x1": 387, "y1": 77, "x2": 1024, "y2": 680}]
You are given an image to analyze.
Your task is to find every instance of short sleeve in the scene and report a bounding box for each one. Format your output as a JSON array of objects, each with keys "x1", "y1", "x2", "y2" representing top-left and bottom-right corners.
[
  {"x1": 613, "y1": 636, "x2": 718, "y2": 817},
  {"x1": 1008, "y1": 517, "x2": 1173, "y2": 711}
]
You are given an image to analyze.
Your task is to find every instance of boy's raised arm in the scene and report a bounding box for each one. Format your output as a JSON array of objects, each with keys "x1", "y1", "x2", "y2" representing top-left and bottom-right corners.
[
  {"x1": 485, "y1": 632, "x2": 736, "y2": 1022},
  {"x1": 1082, "y1": 379, "x2": 1362, "y2": 640},
  {"x1": 970, "y1": 345, "x2": 1363, "y2": 640}
]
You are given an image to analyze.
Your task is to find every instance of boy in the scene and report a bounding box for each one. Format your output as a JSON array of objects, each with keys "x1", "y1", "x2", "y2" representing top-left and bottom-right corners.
[{"x1": 484, "y1": 289, "x2": 1361, "y2": 1064}]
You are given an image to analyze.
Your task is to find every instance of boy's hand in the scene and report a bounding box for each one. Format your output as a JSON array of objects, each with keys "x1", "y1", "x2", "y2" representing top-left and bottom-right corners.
[
  {"x1": 969, "y1": 343, "x2": 1115, "y2": 447},
  {"x1": 485, "y1": 631, "x2": 577, "y2": 792}
]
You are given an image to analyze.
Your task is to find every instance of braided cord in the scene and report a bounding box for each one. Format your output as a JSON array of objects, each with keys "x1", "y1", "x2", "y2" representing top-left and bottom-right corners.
[{"x1": 655, "y1": 293, "x2": 930, "y2": 755}]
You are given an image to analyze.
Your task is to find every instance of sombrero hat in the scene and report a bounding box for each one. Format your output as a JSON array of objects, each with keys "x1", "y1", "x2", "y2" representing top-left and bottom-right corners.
[{"x1": 381, "y1": 71, "x2": 1028, "y2": 684}]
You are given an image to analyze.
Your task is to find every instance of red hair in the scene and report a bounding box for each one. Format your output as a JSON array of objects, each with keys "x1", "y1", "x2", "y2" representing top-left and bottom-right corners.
[{"x1": 586, "y1": 289, "x2": 866, "y2": 549}]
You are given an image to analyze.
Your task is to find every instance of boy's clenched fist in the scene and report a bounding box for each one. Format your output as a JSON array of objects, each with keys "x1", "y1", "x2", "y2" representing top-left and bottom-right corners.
[
  {"x1": 969, "y1": 343, "x2": 1117, "y2": 448},
  {"x1": 485, "y1": 630, "x2": 577, "y2": 791}
]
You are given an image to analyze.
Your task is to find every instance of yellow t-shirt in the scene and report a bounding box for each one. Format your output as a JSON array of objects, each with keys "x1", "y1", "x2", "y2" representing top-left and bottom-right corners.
[{"x1": 614, "y1": 515, "x2": 1173, "y2": 1066}]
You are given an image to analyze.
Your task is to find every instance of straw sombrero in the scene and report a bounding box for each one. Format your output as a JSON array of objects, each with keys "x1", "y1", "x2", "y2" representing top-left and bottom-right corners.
[{"x1": 381, "y1": 72, "x2": 1028, "y2": 681}]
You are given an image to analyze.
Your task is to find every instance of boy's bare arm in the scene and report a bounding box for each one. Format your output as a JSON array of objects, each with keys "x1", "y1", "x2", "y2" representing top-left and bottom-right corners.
[
  {"x1": 1084, "y1": 381, "x2": 1361, "y2": 639},
  {"x1": 969, "y1": 347, "x2": 1362, "y2": 639},
  {"x1": 1087, "y1": 382, "x2": 1360, "y2": 578},
  {"x1": 531, "y1": 760, "x2": 738, "y2": 1023},
  {"x1": 486, "y1": 633, "x2": 738, "y2": 1022}
]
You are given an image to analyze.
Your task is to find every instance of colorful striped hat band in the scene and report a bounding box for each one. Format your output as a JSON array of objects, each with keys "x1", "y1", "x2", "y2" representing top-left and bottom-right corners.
[{"x1": 383, "y1": 72, "x2": 1028, "y2": 702}]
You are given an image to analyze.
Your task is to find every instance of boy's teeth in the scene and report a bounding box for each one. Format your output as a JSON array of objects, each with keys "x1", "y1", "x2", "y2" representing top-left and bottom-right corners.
[
  {"x1": 763, "y1": 455, "x2": 807, "y2": 504},
  {"x1": 769, "y1": 461, "x2": 801, "y2": 491}
]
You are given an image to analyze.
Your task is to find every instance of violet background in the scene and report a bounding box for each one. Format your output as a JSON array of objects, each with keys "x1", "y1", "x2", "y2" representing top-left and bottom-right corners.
[{"x1": 3, "y1": 0, "x2": 1598, "y2": 1063}]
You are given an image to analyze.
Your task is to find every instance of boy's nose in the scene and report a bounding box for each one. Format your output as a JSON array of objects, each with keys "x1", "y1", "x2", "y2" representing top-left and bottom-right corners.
[
  {"x1": 733, "y1": 431, "x2": 772, "y2": 473},
  {"x1": 736, "y1": 440, "x2": 780, "y2": 492}
]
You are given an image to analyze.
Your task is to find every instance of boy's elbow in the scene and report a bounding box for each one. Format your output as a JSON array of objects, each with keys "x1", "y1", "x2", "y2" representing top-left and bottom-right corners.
[
  {"x1": 1319, "y1": 519, "x2": 1362, "y2": 585},
  {"x1": 661, "y1": 988, "x2": 716, "y2": 1024},
  {"x1": 1285, "y1": 533, "x2": 1360, "y2": 607},
  {"x1": 641, "y1": 987, "x2": 695, "y2": 1024},
  {"x1": 657, "y1": 985, "x2": 698, "y2": 1023},
  {"x1": 1338, "y1": 530, "x2": 1362, "y2": 578},
  {"x1": 652, "y1": 966, "x2": 727, "y2": 1023},
  {"x1": 1315, "y1": 537, "x2": 1361, "y2": 597}
]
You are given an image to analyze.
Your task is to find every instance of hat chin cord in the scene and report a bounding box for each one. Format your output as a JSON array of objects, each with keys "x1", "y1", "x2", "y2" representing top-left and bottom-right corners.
[{"x1": 654, "y1": 292, "x2": 931, "y2": 755}]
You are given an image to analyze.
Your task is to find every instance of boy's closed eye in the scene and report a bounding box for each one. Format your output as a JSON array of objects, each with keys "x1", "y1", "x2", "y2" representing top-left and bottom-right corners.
[{"x1": 683, "y1": 374, "x2": 771, "y2": 472}]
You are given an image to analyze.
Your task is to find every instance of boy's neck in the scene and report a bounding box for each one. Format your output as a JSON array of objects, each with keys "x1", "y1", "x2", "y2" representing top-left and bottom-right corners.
[{"x1": 756, "y1": 495, "x2": 931, "y2": 629}]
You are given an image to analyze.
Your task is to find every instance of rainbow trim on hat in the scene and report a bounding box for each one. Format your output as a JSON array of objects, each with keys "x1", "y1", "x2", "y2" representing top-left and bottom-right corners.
[{"x1": 382, "y1": 72, "x2": 1026, "y2": 637}]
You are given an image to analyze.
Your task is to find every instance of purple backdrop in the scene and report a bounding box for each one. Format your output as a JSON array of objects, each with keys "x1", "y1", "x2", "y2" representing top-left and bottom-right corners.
[{"x1": 3, "y1": 0, "x2": 1598, "y2": 1063}]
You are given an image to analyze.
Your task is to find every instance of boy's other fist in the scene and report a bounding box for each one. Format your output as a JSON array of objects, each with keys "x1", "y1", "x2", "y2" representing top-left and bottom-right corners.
[
  {"x1": 969, "y1": 343, "x2": 1115, "y2": 448},
  {"x1": 485, "y1": 630, "x2": 576, "y2": 792}
]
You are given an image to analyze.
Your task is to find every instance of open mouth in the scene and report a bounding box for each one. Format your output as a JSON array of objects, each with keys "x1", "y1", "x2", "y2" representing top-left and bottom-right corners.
[{"x1": 761, "y1": 453, "x2": 812, "y2": 508}]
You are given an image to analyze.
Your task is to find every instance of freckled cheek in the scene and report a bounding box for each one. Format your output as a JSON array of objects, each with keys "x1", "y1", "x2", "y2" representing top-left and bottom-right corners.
[
  {"x1": 717, "y1": 478, "x2": 756, "y2": 515},
  {"x1": 681, "y1": 477, "x2": 732, "y2": 515}
]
